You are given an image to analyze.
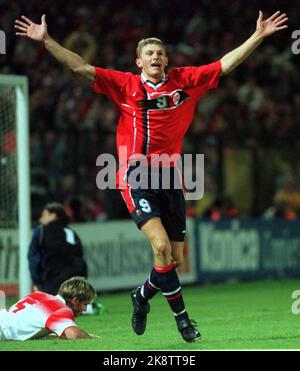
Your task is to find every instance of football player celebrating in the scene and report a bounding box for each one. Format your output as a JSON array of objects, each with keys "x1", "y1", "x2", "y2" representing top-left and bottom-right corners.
[{"x1": 15, "y1": 10, "x2": 288, "y2": 342}]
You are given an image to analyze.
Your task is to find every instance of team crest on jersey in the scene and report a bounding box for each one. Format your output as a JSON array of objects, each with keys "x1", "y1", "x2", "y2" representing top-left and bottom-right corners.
[
  {"x1": 172, "y1": 92, "x2": 181, "y2": 106},
  {"x1": 137, "y1": 90, "x2": 190, "y2": 111}
]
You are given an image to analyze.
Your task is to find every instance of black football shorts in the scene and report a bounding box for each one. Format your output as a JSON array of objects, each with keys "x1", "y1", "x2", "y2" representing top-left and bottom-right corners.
[{"x1": 120, "y1": 166, "x2": 186, "y2": 242}]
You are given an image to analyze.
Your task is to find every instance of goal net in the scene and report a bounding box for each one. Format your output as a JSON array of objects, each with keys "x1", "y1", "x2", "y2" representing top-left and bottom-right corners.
[{"x1": 0, "y1": 75, "x2": 31, "y2": 298}]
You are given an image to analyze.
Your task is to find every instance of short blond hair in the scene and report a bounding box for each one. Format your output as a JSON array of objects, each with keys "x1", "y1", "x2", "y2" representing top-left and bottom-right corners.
[
  {"x1": 136, "y1": 38, "x2": 166, "y2": 58},
  {"x1": 58, "y1": 276, "x2": 96, "y2": 302}
]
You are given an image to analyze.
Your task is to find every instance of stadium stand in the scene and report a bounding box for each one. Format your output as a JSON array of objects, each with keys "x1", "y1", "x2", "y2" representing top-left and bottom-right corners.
[{"x1": 1, "y1": 0, "x2": 299, "y2": 222}]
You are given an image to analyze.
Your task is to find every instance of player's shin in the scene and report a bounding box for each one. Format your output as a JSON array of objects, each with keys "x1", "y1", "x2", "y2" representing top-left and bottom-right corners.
[
  {"x1": 154, "y1": 261, "x2": 189, "y2": 323},
  {"x1": 135, "y1": 268, "x2": 160, "y2": 305}
]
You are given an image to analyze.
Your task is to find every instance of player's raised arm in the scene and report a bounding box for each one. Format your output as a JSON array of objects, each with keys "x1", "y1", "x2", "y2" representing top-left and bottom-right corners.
[
  {"x1": 220, "y1": 10, "x2": 288, "y2": 75},
  {"x1": 15, "y1": 15, "x2": 95, "y2": 81}
]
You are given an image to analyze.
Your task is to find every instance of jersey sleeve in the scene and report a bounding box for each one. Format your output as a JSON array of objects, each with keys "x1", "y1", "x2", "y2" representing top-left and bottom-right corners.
[
  {"x1": 91, "y1": 67, "x2": 130, "y2": 104},
  {"x1": 172, "y1": 60, "x2": 221, "y2": 97},
  {"x1": 45, "y1": 307, "x2": 77, "y2": 337}
]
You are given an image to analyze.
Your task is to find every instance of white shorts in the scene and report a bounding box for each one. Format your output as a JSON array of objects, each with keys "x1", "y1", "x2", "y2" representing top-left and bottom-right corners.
[
  {"x1": 0, "y1": 312, "x2": 7, "y2": 340},
  {"x1": 0, "y1": 326, "x2": 5, "y2": 341}
]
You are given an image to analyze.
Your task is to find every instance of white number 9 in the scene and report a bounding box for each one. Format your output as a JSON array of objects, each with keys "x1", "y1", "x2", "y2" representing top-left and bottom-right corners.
[
  {"x1": 139, "y1": 198, "x2": 151, "y2": 213},
  {"x1": 156, "y1": 96, "x2": 168, "y2": 109}
]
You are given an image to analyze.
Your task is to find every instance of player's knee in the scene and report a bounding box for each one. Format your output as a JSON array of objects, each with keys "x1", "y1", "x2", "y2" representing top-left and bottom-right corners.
[
  {"x1": 173, "y1": 258, "x2": 183, "y2": 268},
  {"x1": 153, "y1": 240, "x2": 172, "y2": 262}
]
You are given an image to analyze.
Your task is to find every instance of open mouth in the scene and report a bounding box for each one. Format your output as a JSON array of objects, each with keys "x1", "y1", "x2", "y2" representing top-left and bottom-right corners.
[{"x1": 151, "y1": 63, "x2": 161, "y2": 67}]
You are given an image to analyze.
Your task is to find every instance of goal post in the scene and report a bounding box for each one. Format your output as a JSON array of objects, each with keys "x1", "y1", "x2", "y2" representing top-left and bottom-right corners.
[{"x1": 0, "y1": 74, "x2": 31, "y2": 298}]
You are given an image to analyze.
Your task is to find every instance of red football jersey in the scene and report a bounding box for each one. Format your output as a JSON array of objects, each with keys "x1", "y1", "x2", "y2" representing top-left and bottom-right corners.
[{"x1": 92, "y1": 61, "x2": 221, "y2": 185}]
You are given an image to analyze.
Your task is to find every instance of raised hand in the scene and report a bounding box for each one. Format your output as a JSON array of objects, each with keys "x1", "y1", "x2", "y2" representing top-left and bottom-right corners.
[
  {"x1": 15, "y1": 15, "x2": 48, "y2": 41},
  {"x1": 256, "y1": 10, "x2": 288, "y2": 39}
]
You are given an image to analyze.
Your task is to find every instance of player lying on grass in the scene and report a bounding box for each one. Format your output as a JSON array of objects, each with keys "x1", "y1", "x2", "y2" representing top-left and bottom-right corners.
[
  {"x1": 0, "y1": 276, "x2": 98, "y2": 340},
  {"x1": 15, "y1": 10, "x2": 288, "y2": 343}
]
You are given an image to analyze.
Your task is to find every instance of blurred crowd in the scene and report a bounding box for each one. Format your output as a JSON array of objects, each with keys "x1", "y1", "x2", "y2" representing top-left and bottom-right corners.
[{"x1": 1, "y1": 0, "x2": 299, "y2": 223}]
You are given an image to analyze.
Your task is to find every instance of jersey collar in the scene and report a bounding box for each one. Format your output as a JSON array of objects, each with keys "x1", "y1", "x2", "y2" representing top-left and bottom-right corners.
[
  {"x1": 141, "y1": 72, "x2": 168, "y2": 90},
  {"x1": 55, "y1": 295, "x2": 67, "y2": 305}
]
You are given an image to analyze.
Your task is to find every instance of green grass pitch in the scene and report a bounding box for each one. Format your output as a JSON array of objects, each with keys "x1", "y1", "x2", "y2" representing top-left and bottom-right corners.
[{"x1": 1, "y1": 279, "x2": 300, "y2": 350}]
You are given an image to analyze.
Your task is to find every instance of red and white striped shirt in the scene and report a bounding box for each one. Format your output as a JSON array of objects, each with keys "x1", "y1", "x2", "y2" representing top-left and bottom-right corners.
[{"x1": 0, "y1": 291, "x2": 77, "y2": 341}]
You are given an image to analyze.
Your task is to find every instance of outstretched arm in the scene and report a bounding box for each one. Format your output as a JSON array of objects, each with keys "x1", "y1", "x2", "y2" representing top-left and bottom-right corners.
[
  {"x1": 15, "y1": 15, "x2": 95, "y2": 81},
  {"x1": 61, "y1": 326, "x2": 100, "y2": 339},
  {"x1": 220, "y1": 10, "x2": 288, "y2": 75},
  {"x1": 40, "y1": 328, "x2": 100, "y2": 340}
]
